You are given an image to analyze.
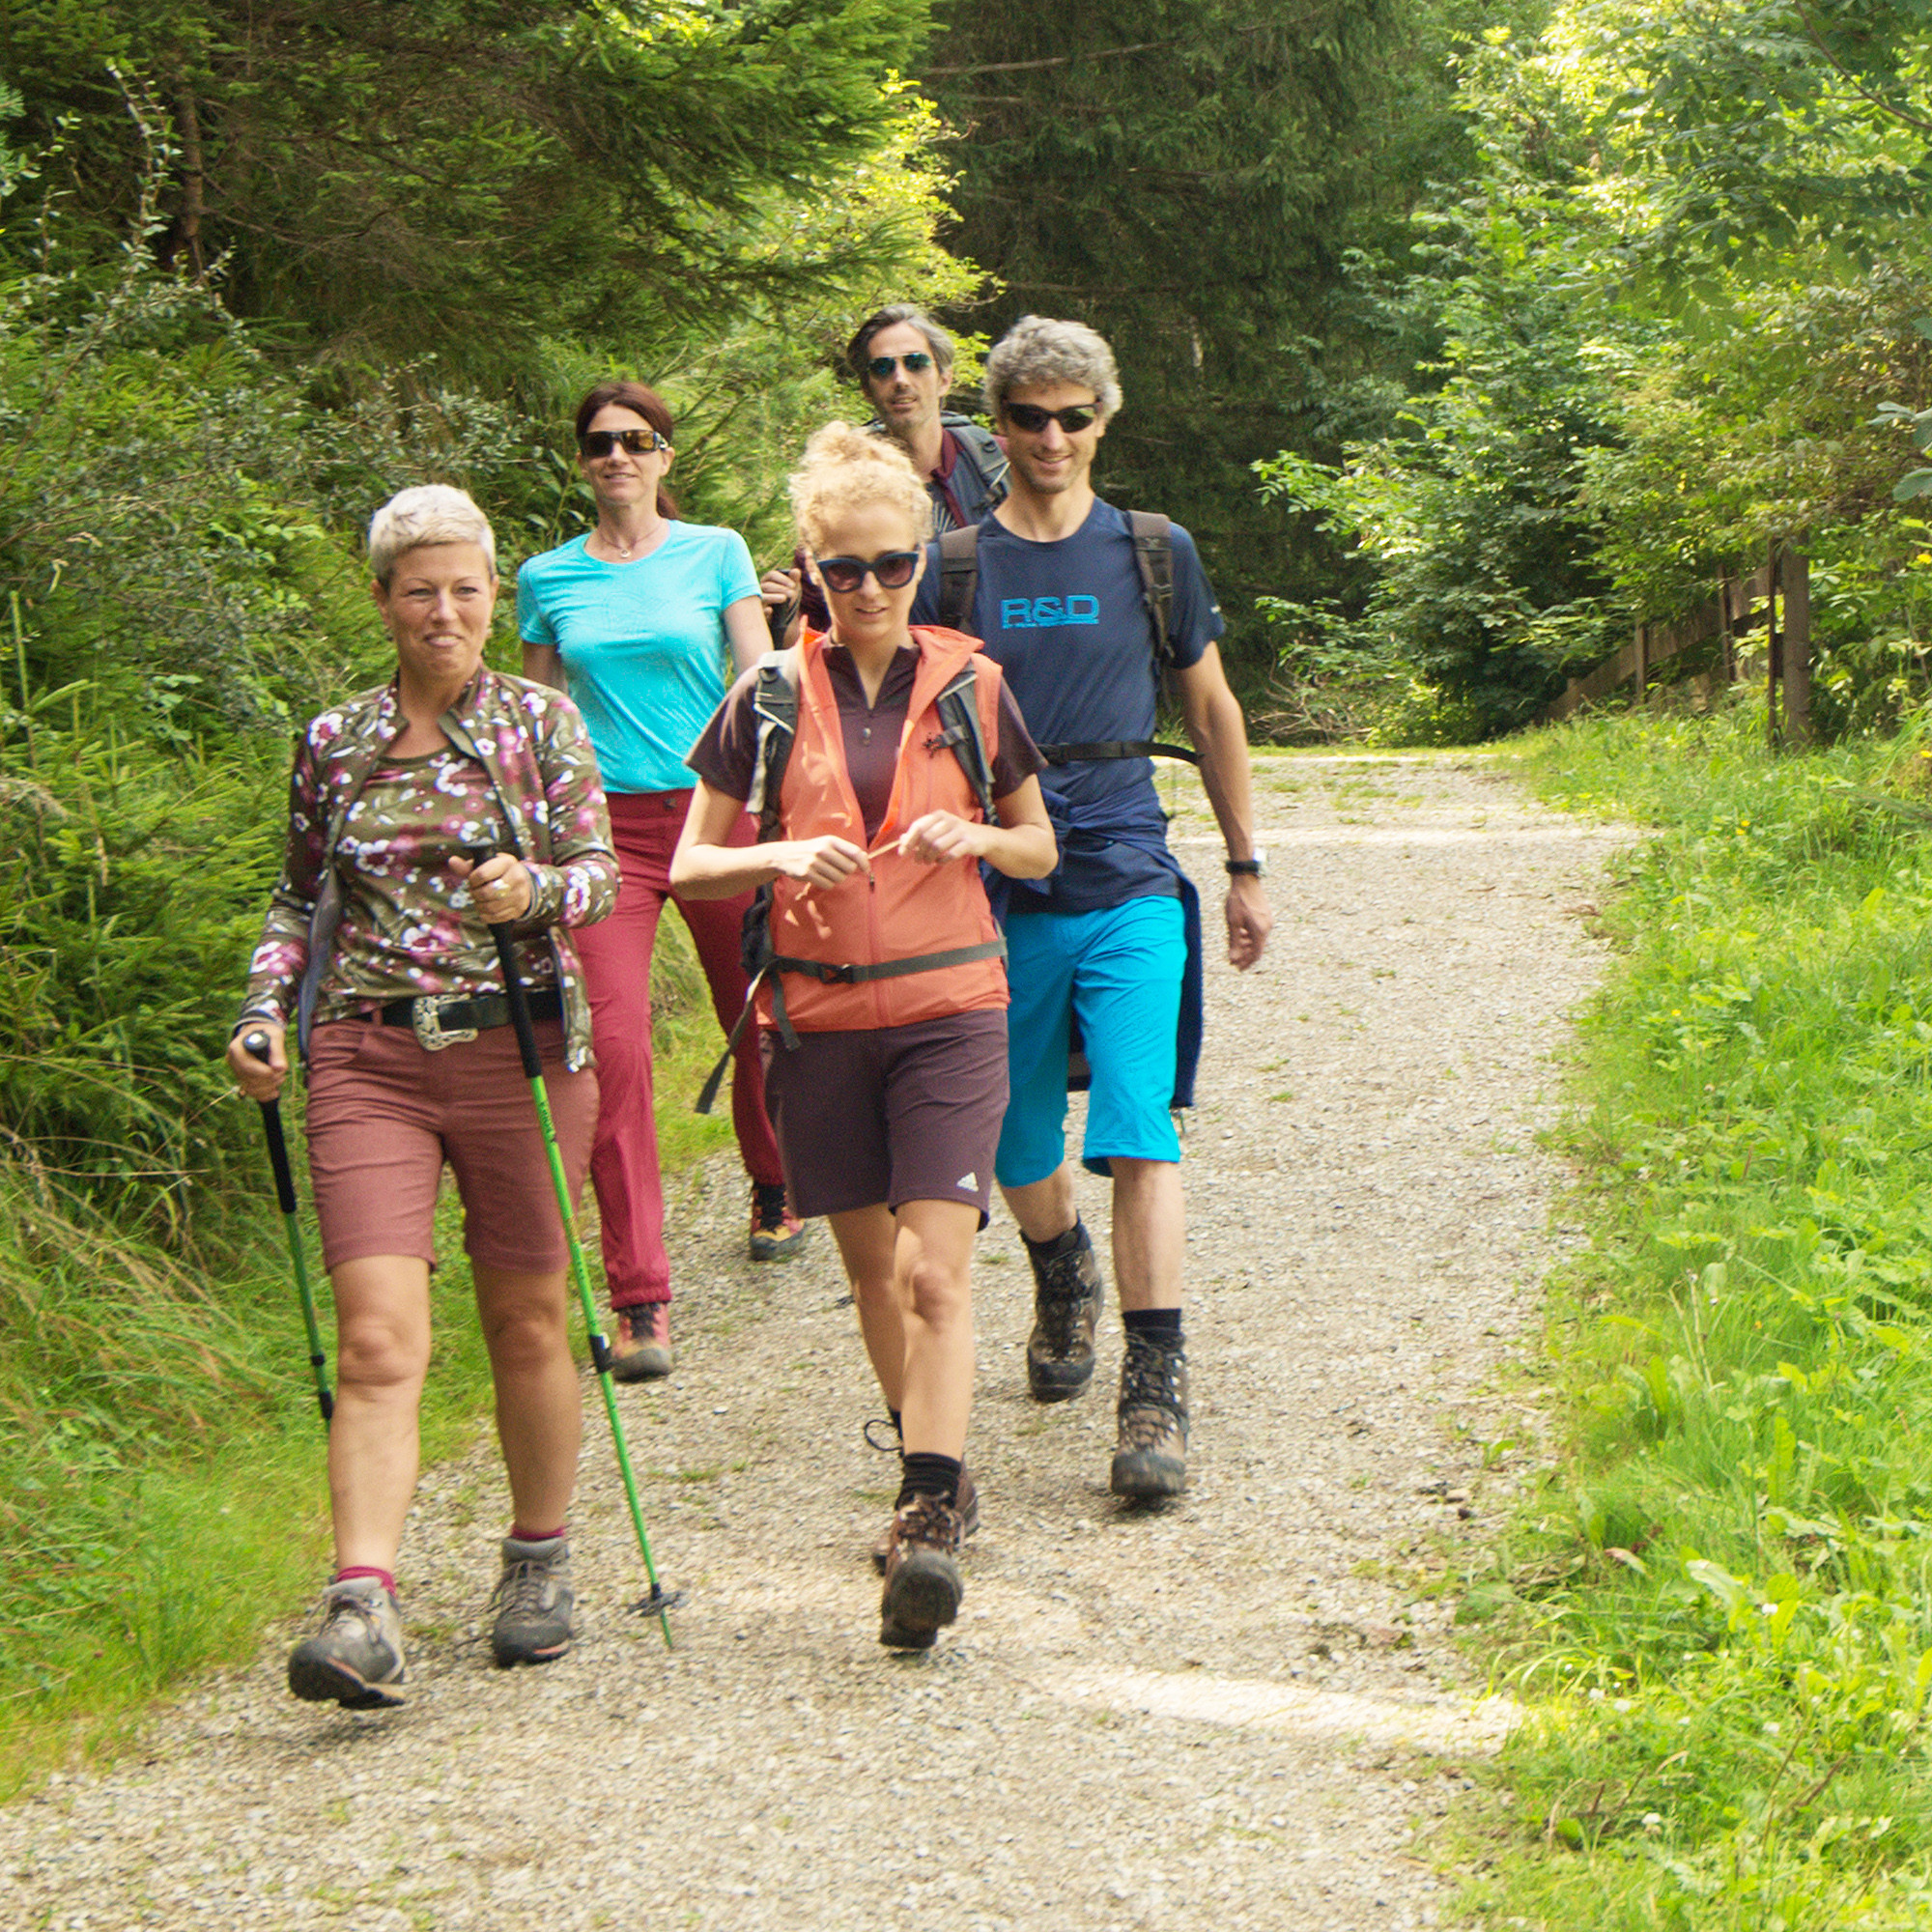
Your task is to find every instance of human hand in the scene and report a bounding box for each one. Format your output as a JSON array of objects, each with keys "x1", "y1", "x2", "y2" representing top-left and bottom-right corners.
[
  {"x1": 897, "y1": 810, "x2": 986, "y2": 867},
  {"x1": 1226, "y1": 874, "x2": 1272, "y2": 971},
  {"x1": 760, "y1": 567, "x2": 801, "y2": 611},
  {"x1": 229, "y1": 1024, "x2": 288, "y2": 1102},
  {"x1": 773, "y1": 836, "x2": 870, "y2": 889},
  {"x1": 450, "y1": 850, "x2": 533, "y2": 923}
]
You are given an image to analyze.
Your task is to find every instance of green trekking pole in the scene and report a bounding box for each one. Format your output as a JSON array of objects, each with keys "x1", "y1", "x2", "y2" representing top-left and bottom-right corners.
[
  {"x1": 240, "y1": 1032, "x2": 334, "y2": 1428},
  {"x1": 469, "y1": 855, "x2": 677, "y2": 1647}
]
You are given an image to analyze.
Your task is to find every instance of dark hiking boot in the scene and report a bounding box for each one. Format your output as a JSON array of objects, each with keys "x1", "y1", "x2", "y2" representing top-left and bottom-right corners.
[
  {"x1": 489, "y1": 1536, "x2": 575, "y2": 1666},
  {"x1": 288, "y1": 1577, "x2": 406, "y2": 1709},
  {"x1": 879, "y1": 1493, "x2": 967, "y2": 1650},
  {"x1": 1025, "y1": 1221, "x2": 1105, "y2": 1403},
  {"x1": 871, "y1": 1464, "x2": 980, "y2": 1576},
  {"x1": 611, "y1": 1302, "x2": 673, "y2": 1382},
  {"x1": 1110, "y1": 1333, "x2": 1190, "y2": 1500},
  {"x1": 749, "y1": 1181, "x2": 807, "y2": 1262}
]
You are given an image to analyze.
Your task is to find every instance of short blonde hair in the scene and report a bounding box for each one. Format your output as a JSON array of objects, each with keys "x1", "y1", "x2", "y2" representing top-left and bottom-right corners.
[
  {"x1": 788, "y1": 421, "x2": 934, "y2": 555},
  {"x1": 367, "y1": 484, "x2": 497, "y2": 587}
]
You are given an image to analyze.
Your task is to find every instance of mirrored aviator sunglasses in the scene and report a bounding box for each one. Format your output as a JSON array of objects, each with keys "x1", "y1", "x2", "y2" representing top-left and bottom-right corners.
[
  {"x1": 866, "y1": 351, "x2": 934, "y2": 380},
  {"x1": 579, "y1": 427, "x2": 666, "y2": 458},
  {"x1": 816, "y1": 551, "x2": 922, "y2": 594}
]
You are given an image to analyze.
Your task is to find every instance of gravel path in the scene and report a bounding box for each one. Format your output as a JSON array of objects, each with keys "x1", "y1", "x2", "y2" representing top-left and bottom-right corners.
[{"x1": 0, "y1": 752, "x2": 1625, "y2": 1931}]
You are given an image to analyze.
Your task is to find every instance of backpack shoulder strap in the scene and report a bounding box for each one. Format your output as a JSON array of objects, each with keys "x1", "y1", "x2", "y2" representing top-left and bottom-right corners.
[
  {"x1": 1125, "y1": 510, "x2": 1174, "y2": 669},
  {"x1": 747, "y1": 651, "x2": 800, "y2": 841},
  {"x1": 937, "y1": 525, "x2": 981, "y2": 636},
  {"x1": 930, "y1": 661, "x2": 1000, "y2": 827},
  {"x1": 949, "y1": 422, "x2": 1010, "y2": 500}
]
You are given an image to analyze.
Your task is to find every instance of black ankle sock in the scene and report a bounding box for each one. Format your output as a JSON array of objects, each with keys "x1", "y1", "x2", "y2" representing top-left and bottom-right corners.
[
  {"x1": 1123, "y1": 1307, "x2": 1183, "y2": 1344},
  {"x1": 896, "y1": 1452, "x2": 962, "y2": 1509},
  {"x1": 1023, "y1": 1218, "x2": 1086, "y2": 1261}
]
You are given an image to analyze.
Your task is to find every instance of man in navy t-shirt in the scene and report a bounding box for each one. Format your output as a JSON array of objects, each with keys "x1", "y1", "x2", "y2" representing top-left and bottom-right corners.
[{"x1": 910, "y1": 315, "x2": 1272, "y2": 1501}]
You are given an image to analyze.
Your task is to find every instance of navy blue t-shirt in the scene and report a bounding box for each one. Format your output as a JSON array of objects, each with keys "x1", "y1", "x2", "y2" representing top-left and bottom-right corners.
[{"x1": 910, "y1": 498, "x2": 1223, "y2": 913}]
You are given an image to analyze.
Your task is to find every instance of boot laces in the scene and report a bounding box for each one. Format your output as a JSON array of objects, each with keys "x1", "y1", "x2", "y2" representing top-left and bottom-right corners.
[
  {"x1": 492, "y1": 1558, "x2": 557, "y2": 1620},
  {"x1": 893, "y1": 1492, "x2": 963, "y2": 1556},
  {"x1": 1121, "y1": 1338, "x2": 1182, "y2": 1413}
]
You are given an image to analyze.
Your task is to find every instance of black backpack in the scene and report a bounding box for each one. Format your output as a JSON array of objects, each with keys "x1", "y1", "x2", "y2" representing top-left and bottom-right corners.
[{"x1": 934, "y1": 513, "x2": 1201, "y2": 768}]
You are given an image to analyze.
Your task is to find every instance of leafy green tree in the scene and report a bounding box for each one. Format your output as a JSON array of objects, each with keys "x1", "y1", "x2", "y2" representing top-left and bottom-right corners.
[
  {"x1": 920, "y1": 0, "x2": 1504, "y2": 674},
  {"x1": 0, "y1": 0, "x2": 934, "y2": 379}
]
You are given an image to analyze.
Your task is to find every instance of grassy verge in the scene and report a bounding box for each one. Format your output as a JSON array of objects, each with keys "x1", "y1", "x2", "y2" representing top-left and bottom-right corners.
[
  {"x1": 1, "y1": 919, "x2": 733, "y2": 1797},
  {"x1": 1453, "y1": 702, "x2": 1932, "y2": 1926}
]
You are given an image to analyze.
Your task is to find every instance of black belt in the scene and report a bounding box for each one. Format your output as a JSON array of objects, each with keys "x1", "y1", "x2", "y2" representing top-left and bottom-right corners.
[
  {"x1": 379, "y1": 987, "x2": 562, "y2": 1044},
  {"x1": 1037, "y1": 739, "x2": 1202, "y2": 767}
]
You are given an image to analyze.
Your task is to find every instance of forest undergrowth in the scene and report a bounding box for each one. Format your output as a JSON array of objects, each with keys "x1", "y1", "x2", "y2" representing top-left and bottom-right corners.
[{"x1": 1456, "y1": 702, "x2": 1932, "y2": 1927}]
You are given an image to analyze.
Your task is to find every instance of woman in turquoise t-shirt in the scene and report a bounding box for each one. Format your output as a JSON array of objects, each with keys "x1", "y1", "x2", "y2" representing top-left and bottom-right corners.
[{"x1": 519, "y1": 381, "x2": 803, "y2": 1379}]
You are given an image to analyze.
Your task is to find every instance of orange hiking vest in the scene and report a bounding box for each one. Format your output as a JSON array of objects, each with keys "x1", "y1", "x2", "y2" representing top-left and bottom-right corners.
[{"x1": 760, "y1": 625, "x2": 1009, "y2": 1036}]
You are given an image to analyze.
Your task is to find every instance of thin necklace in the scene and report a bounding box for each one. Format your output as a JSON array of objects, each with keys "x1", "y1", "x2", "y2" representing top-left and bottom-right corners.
[{"x1": 598, "y1": 515, "x2": 664, "y2": 559}]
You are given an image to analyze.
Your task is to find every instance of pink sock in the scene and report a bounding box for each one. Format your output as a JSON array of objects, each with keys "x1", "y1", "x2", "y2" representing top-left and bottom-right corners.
[
  {"x1": 511, "y1": 1525, "x2": 566, "y2": 1544},
  {"x1": 335, "y1": 1565, "x2": 397, "y2": 1596}
]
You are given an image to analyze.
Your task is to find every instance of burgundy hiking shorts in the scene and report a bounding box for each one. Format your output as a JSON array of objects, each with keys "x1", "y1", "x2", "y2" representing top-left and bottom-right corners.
[
  {"x1": 303, "y1": 1015, "x2": 597, "y2": 1276},
  {"x1": 759, "y1": 1009, "x2": 1009, "y2": 1224}
]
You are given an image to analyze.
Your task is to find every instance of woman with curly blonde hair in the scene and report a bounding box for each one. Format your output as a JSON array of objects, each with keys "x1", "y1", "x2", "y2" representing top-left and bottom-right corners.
[{"x1": 672, "y1": 423, "x2": 1056, "y2": 1650}]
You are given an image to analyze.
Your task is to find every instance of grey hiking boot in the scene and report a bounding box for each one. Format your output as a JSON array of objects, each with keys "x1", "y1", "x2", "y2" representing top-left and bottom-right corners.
[
  {"x1": 879, "y1": 1493, "x2": 966, "y2": 1651},
  {"x1": 871, "y1": 1464, "x2": 980, "y2": 1575},
  {"x1": 1025, "y1": 1221, "x2": 1105, "y2": 1403},
  {"x1": 287, "y1": 1577, "x2": 406, "y2": 1709},
  {"x1": 489, "y1": 1536, "x2": 575, "y2": 1667},
  {"x1": 1110, "y1": 1333, "x2": 1190, "y2": 1499}
]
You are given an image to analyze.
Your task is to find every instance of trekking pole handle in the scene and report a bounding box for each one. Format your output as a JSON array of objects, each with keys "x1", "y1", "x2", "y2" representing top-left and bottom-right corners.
[
  {"x1": 241, "y1": 1031, "x2": 299, "y2": 1215},
  {"x1": 464, "y1": 847, "x2": 545, "y2": 1079}
]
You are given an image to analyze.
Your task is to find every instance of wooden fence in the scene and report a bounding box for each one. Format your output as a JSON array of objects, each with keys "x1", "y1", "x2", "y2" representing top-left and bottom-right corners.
[{"x1": 1538, "y1": 545, "x2": 1814, "y2": 746}]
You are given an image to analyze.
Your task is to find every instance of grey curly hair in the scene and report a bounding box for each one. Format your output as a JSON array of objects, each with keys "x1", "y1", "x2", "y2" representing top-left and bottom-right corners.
[
  {"x1": 982, "y1": 315, "x2": 1122, "y2": 422},
  {"x1": 366, "y1": 484, "x2": 497, "y2": 587}
]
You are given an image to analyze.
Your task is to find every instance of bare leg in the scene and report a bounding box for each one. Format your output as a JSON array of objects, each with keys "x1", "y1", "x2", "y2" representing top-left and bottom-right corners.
[
  {"x1": 1000, "y1": 1161, "x2": 1078, "y2": 1246},
  {"x1": 327, "y1": 1255, "x2": 434, "y2": 1573},
  {"x1": 828, "y1": 1205, "x2": 906, "y2": 1412},
  {"x1": 472, "y1": 1263, "x2": 581, "y2": 1533},
  {"x1": 1108, "y1": 1157, "x2": 1185, "y2": 1312},
  {"x1": 892, "y1": 1199, "x2": 980, "y2": 1460}
]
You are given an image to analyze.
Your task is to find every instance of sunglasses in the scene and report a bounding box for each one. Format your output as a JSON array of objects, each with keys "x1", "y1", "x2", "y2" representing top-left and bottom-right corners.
[
  {"x1": 815, "y1": 551, "x2": 923, "y2": 593},
  {"x1": 1003, "y1": 401, "x2": 1100, "y2": 434},
  {"x1": 866, "y1": 351, "x2": 934, "y2": 380},
  {"x1": 579, "y1": 428, "x2": 668, "y2": 458}
]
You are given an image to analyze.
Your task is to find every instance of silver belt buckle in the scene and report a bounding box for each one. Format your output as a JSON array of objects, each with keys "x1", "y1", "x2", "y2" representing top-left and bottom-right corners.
[{"x1": 412, "y1": 994, "x2": 478, "y2": 1052}]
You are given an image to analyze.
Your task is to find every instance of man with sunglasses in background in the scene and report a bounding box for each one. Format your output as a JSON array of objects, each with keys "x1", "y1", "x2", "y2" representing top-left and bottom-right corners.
[
  {"x1": 910, "y1": 313, "x2": 1271, "y2": 1505},
  {"x1": 760, "y1": 304, "x2": 1009, "y2": 637}
]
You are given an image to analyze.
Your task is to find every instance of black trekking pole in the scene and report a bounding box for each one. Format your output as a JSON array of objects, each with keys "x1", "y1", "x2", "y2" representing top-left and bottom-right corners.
[
  {"x1": 468, "y1": 853, "x2": 677, "y2": 1647},
  {"x1": 240, "y1": 1033, "x2": 334, "y2": 1428}
]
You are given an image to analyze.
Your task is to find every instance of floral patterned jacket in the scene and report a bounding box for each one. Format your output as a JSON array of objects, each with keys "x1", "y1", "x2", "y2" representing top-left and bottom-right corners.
[{"x1": 237, "y1": 668, "x2": 617, "y2": 1070}]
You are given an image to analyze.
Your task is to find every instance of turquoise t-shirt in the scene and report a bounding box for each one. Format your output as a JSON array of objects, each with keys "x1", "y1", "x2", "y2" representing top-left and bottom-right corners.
[{"x1": 516, "y1": 525, "x2": 760, "y2": 794}]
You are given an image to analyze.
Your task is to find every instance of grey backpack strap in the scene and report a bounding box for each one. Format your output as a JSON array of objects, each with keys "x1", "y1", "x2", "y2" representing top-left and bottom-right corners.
[
  {"x1": 950, "y1": 422, "x2": 1009, "y2": 505},
  {"x1": 937, "y1": 525, "x2": 981, "y2": 636},
  {"x1": 1125, "y1": 510, "x2": 1174, "y2": 669},
  {"x1": 930, "y1": 663, "x2": 1000, "y2": 826},
  {"x1": 746, "y1": 653, "x2": 799, "y2": 840}
]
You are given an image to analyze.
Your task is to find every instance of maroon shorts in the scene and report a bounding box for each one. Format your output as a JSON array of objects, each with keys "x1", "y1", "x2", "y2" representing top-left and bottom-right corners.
[
  {"x1": 303, "y1": 1016, "x2": 597, "y2": 1275},
  {"x1": 759, "y1": 1009, "x2": 1009, "y2": 1223}
]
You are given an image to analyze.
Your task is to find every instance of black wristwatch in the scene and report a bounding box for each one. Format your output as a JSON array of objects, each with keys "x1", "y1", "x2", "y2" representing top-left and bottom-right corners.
[{"x1": 1225, "y1": 849, "x2": 1266, "y2": 879}]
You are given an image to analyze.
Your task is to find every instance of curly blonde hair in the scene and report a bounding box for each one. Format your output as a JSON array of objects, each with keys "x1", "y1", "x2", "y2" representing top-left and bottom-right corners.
[{"x1": 788, "y1": 421, "x2": 934, "y2": 554}]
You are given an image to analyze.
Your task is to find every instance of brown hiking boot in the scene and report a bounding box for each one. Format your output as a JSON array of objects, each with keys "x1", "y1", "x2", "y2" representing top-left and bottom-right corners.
[
  {"x1": 1025, "y1": 1221, "x2": 1105, "y2": 1403},
  {"x1": 879, "y1": 1493, "x2": 966, "y2": 1650},
  {"x1": 871, "y1": 1464, "x2": 980, "y2": 1575},
  {"x1": 610, "y1": 1302, "x2": 672, "y2": 1382},
  {"x1": 1110, "y1": 1332, "x2": 1189, "y2": 1499}
]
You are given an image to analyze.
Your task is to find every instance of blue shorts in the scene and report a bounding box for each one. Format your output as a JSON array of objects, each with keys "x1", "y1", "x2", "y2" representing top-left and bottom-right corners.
[{"x1": 996, "y1": 895, "x2": 1186, "y2": 1186}]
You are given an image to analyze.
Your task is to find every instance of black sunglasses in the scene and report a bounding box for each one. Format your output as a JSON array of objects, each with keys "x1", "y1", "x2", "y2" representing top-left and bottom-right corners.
[
  {"x1": 579, "y1": 427, "x2": 668, "y2": 458},
  {"x1": 866, "y1": 351, "x2": 934, "y2": 380},
  {"x1": 815, "y1": 551, "x2": 923, "y2": 593},
  {"x1": 1003, "y1": 401, "x2": 1100, "y2": 434}
]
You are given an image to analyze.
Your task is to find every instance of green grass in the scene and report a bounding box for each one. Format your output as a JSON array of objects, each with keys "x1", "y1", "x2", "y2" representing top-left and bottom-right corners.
[
  {"x1": 1452, "y1": 702, "x2": 1932, "y2": 1927},
  {"x1": 0, "y1": 919, "x2": 732, "y2": 1796}
]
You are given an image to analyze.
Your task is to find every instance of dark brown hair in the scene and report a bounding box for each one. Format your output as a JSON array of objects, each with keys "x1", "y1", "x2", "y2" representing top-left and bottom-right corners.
[{"x1": 573, "y1": 381, "x2": 678, "y2": 519}]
